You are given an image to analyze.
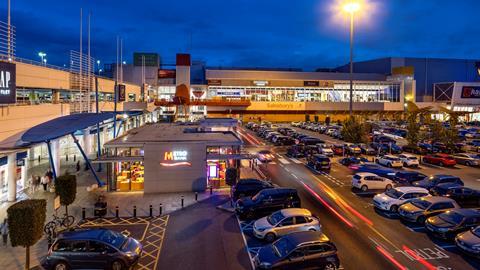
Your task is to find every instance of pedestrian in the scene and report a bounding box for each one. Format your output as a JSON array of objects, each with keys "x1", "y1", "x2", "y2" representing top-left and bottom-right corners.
[
  {"x1": 29, "y1": 175, "x2": 36, "y2": 193},
  {"x1": 41, "y1": 176, "x2": 49, "y2": 191},
  {"x1": 35, "y1": 176, "x2": 41, "y2": 191},
  {"x1": 76, "y1": 160, "x2": 80, "y2": 172},
  {"x1": 1, "y1": 218, "x2": 8, "y2": 247}
]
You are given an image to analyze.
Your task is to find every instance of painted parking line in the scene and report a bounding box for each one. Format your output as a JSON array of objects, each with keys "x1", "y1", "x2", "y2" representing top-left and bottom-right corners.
[
  {"x1": 406, "y1": 226, "x2": 427, "y2": 233},
  {"x1": 278, "y1": 158, "x2": 290, "y2": 164},
  {"x1": 289, "y1": 157, "x2": 304, "y2": 164}
]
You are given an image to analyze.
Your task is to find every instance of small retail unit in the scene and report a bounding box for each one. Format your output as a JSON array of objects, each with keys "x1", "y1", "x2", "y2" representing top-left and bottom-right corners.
[{"x1": 98, "y1": 122, "x2": 243, "y2": 193}]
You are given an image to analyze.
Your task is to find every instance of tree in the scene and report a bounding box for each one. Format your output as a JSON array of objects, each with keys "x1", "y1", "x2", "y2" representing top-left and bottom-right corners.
[
  {"x1": 7, "y1": 199, "x2": 47, "y2": 270},
  {"x1": 440, "y1": 107, "x2": 464, "y2": 153},
  {"x1": 55, "y1": 174, "x2": 77, "y2": 216},
  {"x1": 405, "y1": 101, "x2": 431, "y2": 147},
  {"x1": 430, "y1": 119, "x2": 446, "y2": 143},
  {"x1": 225, "y1": 167, "x2": 238, "y2": 187},
  {"x1": 341, "y1": 116, "x2": 367, "y2": 144}
]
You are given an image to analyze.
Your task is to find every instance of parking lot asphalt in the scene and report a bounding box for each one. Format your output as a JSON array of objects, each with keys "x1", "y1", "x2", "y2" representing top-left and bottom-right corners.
[
  {"x1": 157, "y1": 194, "x2": 251, "y2": 270},
  {"x1": 238, "y1": 125, "x2": 480, "y2": 270}
]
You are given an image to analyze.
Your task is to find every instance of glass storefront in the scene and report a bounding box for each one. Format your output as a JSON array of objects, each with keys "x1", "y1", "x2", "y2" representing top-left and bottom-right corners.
[{"x1": 110, "y1": 161, "x2": 145, "y2": 192}]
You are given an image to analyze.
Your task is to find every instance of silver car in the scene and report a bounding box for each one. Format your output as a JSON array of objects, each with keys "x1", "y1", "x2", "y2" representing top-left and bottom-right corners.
[
  {"x1": 452, "y1": 153, "x2": 480, "y2": 167},
  {"x1": 398, "y1": 196, "x2": 460, "y2": 224},
  {"x1": 253, "y1": 208, "x2": 321, "y2": 242}
]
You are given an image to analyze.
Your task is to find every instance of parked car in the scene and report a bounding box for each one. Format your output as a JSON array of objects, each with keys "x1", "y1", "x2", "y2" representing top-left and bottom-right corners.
[
  {"x1": 317, "y1": 144, "x2": 334, "y2": 157},
  {"x1": 398, "y1": 196, "x2": 460, "y2": 224},
  {"x1": 373, "y1": 186, "x2": 430, "y2": 212},
  {"x1": 253, "y1": 231, "x2": 340, "y2": 270},
  {"x1": 353, "y1": 163, "x2": 396, "y2": 179},
  {"x1": 397, "y1": 153, "x2": 420, "y2": 168},
  {"x1": 231, "y1": 179, "x2": 275, "y2": 202},
  {"x1": 307, "y1": 154, "x2": 331, "y2": 172},
  {"x1": 253, "y1": 208, "x2": 321, "y2": 242},
  {"x1": 286, "y1": 145, "x2": 305, "y2": 158},
  {"x1": 345, "y1": 144, "x2": 362, "y2": 155},
  {"x1": 41, "y1": 228, "x2": 142, "y2": 270},
  {"x1": 257, "y1": 150, "x2": 275, "y2": 163},
  {"x1": 429, "y1": 184, "x2": 480, "y2": 208},
  {"x1": 418, "y1": 143, "x2": 439, "y2": 154},
  {"x1": 266, "y1": 132, "x2": 281, "y2": 141},
  {"x1": 413, "y1": 175, "x2": 464, "y2": 190},
  {"x1": 339, "y1": 157, "x2": 369, "y2": 167},
  {"x1": 331, "y1": 144, "x2": 345, "y2": 156},
  {"x1": 392, "y1": 171, "x2": 428, "y2": 186},
  {"x1": 452, "y1": 153, "x2": 480, "y2": 167},
  {"x1": 425, "y1": 209, "x2": 480, "y2": 240},
  {"x1": 455, "y1": 226, "x2": 480, "y2": 258},
  {"x1": 359, "y1": 143, "x2": 376, "y2": 155},
  {"x1": 422, "y1": 154, "x2": 457, "y2": 167},
  {"x1": 273, "y1": 136, "x2": 295, "y2": 146},
  {"x1": 235, "y1": 188, "x2": 301, "y2": 219},
  {"x1": 352, "y1": 172, "x2": 394, "y2": 192},
  {"x1": 376, "y1": 155, "x2": 403, "y2": 168},
  {"x1": 402, "y1": 145, "x2": 428, "y2": 155},
  {"x1": 300, "y1": 137, "x2": 325, "y2": 146}
]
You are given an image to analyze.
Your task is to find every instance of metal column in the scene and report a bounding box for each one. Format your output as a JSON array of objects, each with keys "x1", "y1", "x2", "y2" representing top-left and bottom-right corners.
[
  {"x1": 46, "y1": 140, "x2": 57, "y2": 181},
  {"x1": 71, "y1": 133, "x2": 103, "y2": 186}
]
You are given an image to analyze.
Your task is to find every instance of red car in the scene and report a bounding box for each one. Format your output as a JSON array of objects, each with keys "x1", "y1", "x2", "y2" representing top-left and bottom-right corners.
[
  {"x1": 422, "y1": 153, "x2": 456, "y2": 167},
  {"x1": 331, "y1": 144, "x2": 345, "y2": 156}
]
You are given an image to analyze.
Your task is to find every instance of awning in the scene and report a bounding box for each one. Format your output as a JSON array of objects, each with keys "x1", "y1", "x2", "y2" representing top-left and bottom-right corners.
[
  {"x1": 91, "y1": 156, "x2": 144, "y2": 163},
  {"x1": 206, "y1": 153, "x2": 254, "y2": 160}
]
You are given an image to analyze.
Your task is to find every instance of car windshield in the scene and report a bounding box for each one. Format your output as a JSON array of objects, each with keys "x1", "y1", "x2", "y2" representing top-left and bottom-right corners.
[
  {"x1": 439, "y1": 212, "x2": 465, "y2": 225},
  {"x1": 252, "y1": 192, "x2": 264, "y2": 202},
  {"x1": 272, "y1": 238, "x2": 294, "y2": 257},
  {"x1": 267, "y1": 211, "x2": 285, "y2": 225},
  {"x1": 99, "y1": 230, "x2": 127, "y2": 249},
  {"x1": 411, "y1": 199, "x2": 432, "y2": 210},
  {"x1": 472, "y1": 227, "x2": 480, "y2": 238},
  {"x1": 385, "y1": 189, "x2": 404, "y2": 199}
]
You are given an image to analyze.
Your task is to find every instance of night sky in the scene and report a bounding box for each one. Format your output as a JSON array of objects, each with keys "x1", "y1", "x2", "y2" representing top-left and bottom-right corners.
[{"x1": 4, "y1": 0, "x2": 480, "y2": 70}]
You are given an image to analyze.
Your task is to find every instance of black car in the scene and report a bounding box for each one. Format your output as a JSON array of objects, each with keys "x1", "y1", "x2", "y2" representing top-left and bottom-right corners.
[
  {"x1": 402, "y1": 145, "x2": 428, "y2": 155},
  {"x1": 359, "y1": 143, "x2": 376, "y2": 155},
  {"x1": 274, "y1": 136, "x2": 295, "y2": 146},
  {"x1": 418, "y1": 143, "x2": 439, "y2": 154},
  {"x1": 307, "y1": 154, "x2": 331, "y2": 172},
  {"x1": 41, "y1": 228, "x2": 142, "y2": 270},
  {"x1": 430, "y1": 184, "x2": 480, "y2": 207},
  {"x1": 425, "y1": 209, "x2": 480, "y2": 240},
  {"x1": 286, "y1": 145, "x2": 305, "y2": 158},
  {"x1": 300, "y1": 137, "x2": 325, "y2": 146},
  {"x1": 254, "y1": 231, "x2": 340, "y2": 270},
  {"x1": 392, "y1": 171, "x2": 428, "y2": 186},
  {"x1": 235, "y1": 188, "x2": 301, "y2": 220},
  {"x1": 413, "y1": 175, "x2": 464, "y2": 190},
  {"x1": 339, "y1": 156, "x2": 369, "y2": 167},
  {"x1": 231, "y1": 179, "x2": 274, "y2": 202}
]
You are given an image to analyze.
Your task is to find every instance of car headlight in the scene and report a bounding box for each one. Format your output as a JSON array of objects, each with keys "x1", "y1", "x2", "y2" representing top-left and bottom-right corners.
[
  {"x1": 259, "y1": 262, "x2": 272, "y2": 269},
  {"x1": 256, "y1": 227, "x2": 266, "y2": 232}
]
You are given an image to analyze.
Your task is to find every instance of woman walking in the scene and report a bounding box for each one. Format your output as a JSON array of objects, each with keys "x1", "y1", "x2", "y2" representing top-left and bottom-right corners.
[
  {"x1": 1, "y1": 218, "x2": 8, "y2": 246},
  {"x1": 41, "y1": 175, "x2": 49, "y2": 191}
]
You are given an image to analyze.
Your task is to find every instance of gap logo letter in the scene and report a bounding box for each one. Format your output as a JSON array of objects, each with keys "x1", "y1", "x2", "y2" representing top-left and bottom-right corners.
[{"x1": 0, "y1": 62, "x2": 16, "y2": 104}]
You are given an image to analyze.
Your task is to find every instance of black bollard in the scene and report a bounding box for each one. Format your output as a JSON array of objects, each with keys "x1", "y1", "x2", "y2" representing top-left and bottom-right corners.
[
  {"x1": 159, "y1": 203, "x2": 163, "y2": 216},
  {"x1": 181, "y1": 196, "x2": 184, "y2": 208},
  {"x1": 195, "y1": 192, "x2": 198, "y2": 201},
  {"x1": 115, "y1": 206, "x2": 119, "y2": 218},
  {"x1": 133, "y1": 205, "x2": 137, "y2": 217},
  {"x1": 74, "y1": 154, "x2": 76, "y2": 162},
  {"x1": 38, "y1": 155, "x2": 41, "y2": 163},
  {"x1": 210, "y1": 186, "x2": 213, "y2": 195},
  {"x1": 149, "y1": 205, "x2": 153, "y2": 217},
  {"x1": 66, "y1": 154, "x2": 69, "y2": 162},
  {"x1": 82, "y1": 208, "x2": 86, "y2": 220}
]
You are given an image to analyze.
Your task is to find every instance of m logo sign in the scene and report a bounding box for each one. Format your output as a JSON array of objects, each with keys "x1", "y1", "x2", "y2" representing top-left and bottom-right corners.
[
  {"x1": 161, "y1": 151, "x2": 191, "y2": 167},
  {"x1": 0, "y1": 62, "x2": 16, "y2": 104},
  {"x1": 461, "y1": 86, "x2": 480, "y2": 99}
]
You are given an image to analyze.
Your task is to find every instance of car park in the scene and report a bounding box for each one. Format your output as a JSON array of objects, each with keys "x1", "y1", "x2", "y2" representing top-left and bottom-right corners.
[
  {"x1": 306, "y1": 154, "x2": 331, "y2": 172},
  {"x1": 429, "y1": 184, "x2": 480, "y2": 207},
  {"x1": 235, "y1": 188, "x2": 301, "y2": 219},
  {"x1": 422, "y1": 153, "x2": 457, "y2": 167},
  {"x1": 455, "y1": 226, "x2": 480, "y2": 258},
  {"x1": 398, "y1": 196, "x2": 460, "y2": 224},
  {"x1": 452, "y1": 153, "x2": 480, "y2": 167},
  {"x1": 425, "y1": 209, "x2": 480, "y2": 240},
  {"x1": 231, "y1": 179, "x2": 275, "y2": 202},
  {"x1": 41, "y1": 228, "x2": 143, "y2": 270},
  {"x1": 253, "y1": 231, "x2": 340, "y2": 270},
  {"x1": 353, "y1": 163, "x2": 396, "y2": 178},
  {"x1": 376, "y1": 155, "x2": 403, "y2": 168},
  {"x1": 397, "y1": 153, "x2": 420, "y2": 168},
  {"x1": 352, "y1": 172, "x2": 394, "y2": 192},
  {"x1": 257, "y1": 150, "x2": 275, "y2": 163},
  {"x1": 413, "y1": 175, "x2": 464, "y2": 190},
  {"x1": 373, "y1": 186, "x2": 430, "y2": 212},
  {"x1": 252, "y1": 208, "x2": 321, "y2": 242},
  {"x1": 392, "y1": 171, "x2": 428, "y2": 186}
]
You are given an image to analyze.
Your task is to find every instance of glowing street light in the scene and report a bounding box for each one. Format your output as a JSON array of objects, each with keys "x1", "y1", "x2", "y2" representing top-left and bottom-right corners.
[
  {"x1": 38, "y1": 52, "x2": 46, "y2": 65},
  {"x1": 343, "y1": 2, "x2": 360, "y2": 13}
]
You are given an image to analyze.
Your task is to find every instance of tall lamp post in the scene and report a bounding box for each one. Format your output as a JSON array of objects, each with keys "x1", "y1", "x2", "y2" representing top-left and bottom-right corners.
[{"x1": 343, "y1": 2, "x2": 360, "y2": 116}]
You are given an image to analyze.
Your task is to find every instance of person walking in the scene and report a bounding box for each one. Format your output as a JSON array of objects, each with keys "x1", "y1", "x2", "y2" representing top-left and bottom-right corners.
[
  {"x1": 29, "y1": 175, "x2": 36, "y2": 193},
  {"x1": 1, "y1": 219, "x2": 8, "y2": 247},
  {"x1": 41, "y1": 175, "x2": 49, "y2": 191},
  {"x1": 76, "y1": 160, "x2": 80, "y2": 172}
]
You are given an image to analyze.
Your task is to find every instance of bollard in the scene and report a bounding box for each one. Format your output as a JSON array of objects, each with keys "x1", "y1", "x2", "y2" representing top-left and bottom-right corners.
[
  {"x1": 195, "y1": 192, "x2": 198, "y2": 201},
  {"x1": 181, "y1": 196, "x2": 184, "y2": 208},
  {"x1": 133, "y1": 205, "x2": 137, "y2": 217},
  {"x1": 210, "y1": 186, "x2": 213, "y2": 195},
  {"x1": 115, "y1": 206, "x2": 119, "y2": 218},
  {"x1": 74, "y1": 154, "x2": 76, "y2": 162},
  {"x1": 159, "y1": 203, "x2": 163, "y2": 216},
  {"x1": 38, "y1": 155, "x2": 41, "y2": 163},
  {"x1": 66, "y1": 154, "x2": 69, "y2": 162},
  {"x1": 149, "y1": 205, "x2": 153, "y2": 217},
  {"x1": 82, "y1": 208, "x2": 86, "y2": 220}
]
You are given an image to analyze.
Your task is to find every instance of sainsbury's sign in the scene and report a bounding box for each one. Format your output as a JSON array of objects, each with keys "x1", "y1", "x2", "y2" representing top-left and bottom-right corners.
[{"x1": 461, "y1": 86, "x2": 480, "y2": 99}]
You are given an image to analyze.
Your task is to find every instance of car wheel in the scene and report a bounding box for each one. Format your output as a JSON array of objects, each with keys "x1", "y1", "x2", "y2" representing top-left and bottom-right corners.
[
  {"x1": 387, "y1": 163, "x2": 392, "y2": 168},
  {"x1": 403, "y1": 162, "x2": 408, "y2": 167},
  {"x1": 265, "y1": 232, "x2": 276, "y2": 242},
  {"x1": 417, "y1": 216, "x2": 426, "y2": 225},
  {"x1": 54, "y1": 262, "x2": 69, "y2": 270},
  {"x1": 439, "y1": 162, "x2": 444, "y2": 167},
  {"x1": 466, "y1": 161, "x2": 472, "y2": 166},
  {"x1": 111, "y1": 260, "x2": 125, "y2": 270},
  {"x1": 361, "y1": 185, "x2": 368, "y2": 192},
  {"x1": 324, "y1": 262, "x2": 337, "y2": 270},
  {"x1": 385, "y1": 184, "x2": 393, "y2": 191},
  {"x1": 390, "y1": 205, "x2": 399, "y2": 213}
]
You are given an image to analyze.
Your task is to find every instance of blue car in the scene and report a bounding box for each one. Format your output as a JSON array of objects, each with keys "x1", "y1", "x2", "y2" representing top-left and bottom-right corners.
[{"x1": 353, "y1": 163, "x2": 397, "y2": 179}]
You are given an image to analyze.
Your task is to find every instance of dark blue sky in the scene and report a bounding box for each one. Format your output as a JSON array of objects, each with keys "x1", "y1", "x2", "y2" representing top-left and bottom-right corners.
[{"x1": 4, "y1": 0, "x2": 480, "y2": 70}]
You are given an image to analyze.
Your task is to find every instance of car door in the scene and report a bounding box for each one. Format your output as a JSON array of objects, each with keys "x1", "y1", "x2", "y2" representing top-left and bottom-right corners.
[
  {"x1": 303, "y1": 243, "x2": 337, "y2": 269},
  {"x1": 281, "y1": 247, "x2": 306, "y2": 270},
  {"x1": 259, "y1": 193, "x2": 274, "y2": 216},
  {"x1": 428, "y1": 202, "x2": 455, "y2": 217},
  {"x1": 373, "y1": 176, "x2": 386, "y2": 189},
  {"x1": 276, "y1": 217, "x2": 296, "y2": 236},
  {"x1": 87, "y1": 241, "x2": 110, "y2": 269},
  {"x1": 68, "y1": 240, "x2": 91, "y2": 269}
]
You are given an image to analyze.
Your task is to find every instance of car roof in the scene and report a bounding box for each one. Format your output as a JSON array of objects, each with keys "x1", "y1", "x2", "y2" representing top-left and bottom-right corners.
[
  {"x1": 284, "y1": 231, "x2": 330, "y2": 247},
  {"x1": 434, "y1": 182, "x2": 463, "y2": 189},
  {"x1": 280, "y1": 208, "x2": 312, "y2": 217},
  {"x1": 448, "y1": 208, "x2": 480, "y2": 217},
  {"x1": 57, "y1": 228, "x2": 109, "y2": 240},
  {"x1": 355, "y1": 172, "x2": 379, "y2": 177},
  {"x1": 420, "y1": 196, "x2": 456, "y2": 203},
  {"x1": 394, "y1": 186, "x2": 428, "y2": 193},
  {"x1": 237, "y1": 178, "x2": 267, "y2": 185},
  {"x1": 399, "y1": 153, "x2": 416, "y2": 157},
  {"x1": 432, "y1": 174, "x2": 459, "y2": 179}
]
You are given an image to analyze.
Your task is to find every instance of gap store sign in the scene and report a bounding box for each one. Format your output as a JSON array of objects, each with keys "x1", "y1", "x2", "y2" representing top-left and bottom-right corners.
[{"x1": 0, "y1": 62, "x2": 15, "y2": 104}]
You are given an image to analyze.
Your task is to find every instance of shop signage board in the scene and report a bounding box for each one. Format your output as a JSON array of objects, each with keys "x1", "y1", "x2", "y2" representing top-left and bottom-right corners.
[
  {"x1": 160, "y1": 150, "x2": 191, "y2": 167},
  {"x1": 117, "y1": 84, "x2": 126, "y2": 102},
  {"x1": 304, "y1": 81, "x2": 319, "y2": 87},
  {"x1": 0, "y1": 62, "x2": 16, "y2": 104},
  {"x1": 461, "y1": 86, "x2": 480, "y2": 99},
  {"x1": 54, "y1": 196, "x2": 61, "y2": 210},
  {"x1": 207, "y1": 79, "x2": 222, "y2": 86}
]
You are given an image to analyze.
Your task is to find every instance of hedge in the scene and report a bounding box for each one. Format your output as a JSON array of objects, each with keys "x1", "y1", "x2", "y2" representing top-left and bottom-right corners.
[{"x1": 7, "y1": 199, "x2": 46, "y2": 248}]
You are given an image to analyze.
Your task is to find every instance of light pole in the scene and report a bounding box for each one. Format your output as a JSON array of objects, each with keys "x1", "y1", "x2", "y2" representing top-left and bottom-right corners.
[
  {"x1": 343, "y1": 2, "x2": 360, "y2": 116},
  {"x1": 38, "y1": 52, "x2": 47, "y2": 66}
]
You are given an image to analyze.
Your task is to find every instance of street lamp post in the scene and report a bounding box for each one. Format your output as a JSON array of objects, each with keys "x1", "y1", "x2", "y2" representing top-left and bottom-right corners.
[
  {"x1": 343, "y1": 2, "x2": 360, "y2": 116},
  {"x1": 38, "y1": 52, "x2": 47, "y2": 66}
]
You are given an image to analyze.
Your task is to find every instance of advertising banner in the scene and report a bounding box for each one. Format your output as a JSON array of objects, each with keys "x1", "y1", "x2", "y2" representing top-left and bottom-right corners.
[
  {"x1": 0, "y1": 62, "x2": 16, "y2": 104},
  {"x1": 461, "y1": 86, "x2": 480, "y2": 99},
  {"x1": 117, "y1": 84, "x2": 126, "y2": 102}
]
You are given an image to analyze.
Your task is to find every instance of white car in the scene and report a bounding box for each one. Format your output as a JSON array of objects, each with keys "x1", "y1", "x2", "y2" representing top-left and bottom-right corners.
[
  {"x1": 352, "y1": 172, "x2": 394, "y2": 192},
  {"x1": 252, "y1": 208, "x2": 321, "y2": 242},
  {"x1": 318, "y1": 144, "x2": 334, "y2": 157},
  {"x1": 397, "y1": 153, "x2": 420, "y2": 167},
  {"x1": 373, "y1": 186, "x2": 430, "y2": 212},
  {"x1": 265, "y1": 131, "x2": 280, "y2": 141},
  {"x1": 376, "y1": 155, "x2": 403, "y2": 168}
]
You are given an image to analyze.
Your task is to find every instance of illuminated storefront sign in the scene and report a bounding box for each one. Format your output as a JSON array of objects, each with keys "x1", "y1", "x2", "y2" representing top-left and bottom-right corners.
[
  {"x1": 461, "y1": 86, "x2": 480, "y2": 99},
  {"x1": 0, "y1": 62, "x2": 16, "y2": 104},
  {"x1": 160, "y1": 150, "x2": 191, "y2": 167}
]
